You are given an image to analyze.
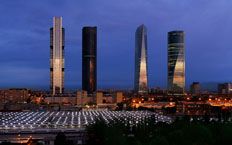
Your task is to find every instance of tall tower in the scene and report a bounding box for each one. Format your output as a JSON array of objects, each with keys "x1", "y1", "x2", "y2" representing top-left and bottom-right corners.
[
  {"x1": 168, "y1": 31, "x2": 185, "y2": 95},
  {"x1": 82, "y1": 27, "x2": 97, "y2": 94},
  {"x1": 50, "y1": 17, "x2": 65, "y2": 95},
  {"x1": 134, "y1": 24, "x2": 148, "y2": 94}
]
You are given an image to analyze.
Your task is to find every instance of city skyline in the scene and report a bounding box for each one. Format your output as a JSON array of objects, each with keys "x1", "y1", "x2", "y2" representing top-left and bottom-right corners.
[{"x1": 0, "y1": 1, "x2": 232, "y2": 90}]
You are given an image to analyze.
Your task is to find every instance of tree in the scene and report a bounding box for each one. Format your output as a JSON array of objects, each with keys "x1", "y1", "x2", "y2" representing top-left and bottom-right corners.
[
  {"x1": 116, "y1": 102, "x2": 124, "y2": 110},
  {"x1": 54, "y1": 132, "x2": 73, "y2": 145},
  {"x1": 150, "y1": 136, "x2": 169, "y2": 145}
]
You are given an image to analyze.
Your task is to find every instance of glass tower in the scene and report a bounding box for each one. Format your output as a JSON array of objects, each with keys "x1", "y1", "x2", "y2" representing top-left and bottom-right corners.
[
  {"x1": 134, "y1": 24, "x2": 148, "y2": 94},
  {"x1": 50, "y1": 17, "x2": 65, "y2": 95},
  {"x1": 82, "y1": 27, "x2": 97, "y2": 94},
  {"x1": 168, "y1": 31, "x2": 185, "y2": 95}
]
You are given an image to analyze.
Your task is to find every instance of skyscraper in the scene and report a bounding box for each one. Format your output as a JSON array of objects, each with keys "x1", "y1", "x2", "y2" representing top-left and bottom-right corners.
[
  {"x1": 82, "y1": 27, "x2": 97, "y2": 94},
  {"x1": 50, "y1": 17, "x2": 65, "y2": 95},
  {"x1": 134, "y1": 24, "x2": 148, "y2": 94},
  {"x1": 168, "y1": 31, "x2": 185, "y2": 95}
]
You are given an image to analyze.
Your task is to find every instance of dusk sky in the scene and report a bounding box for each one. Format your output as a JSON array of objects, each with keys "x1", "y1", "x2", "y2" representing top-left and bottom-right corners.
[{"x1": 0, "y1": 0, "x2": 232, "y2": 90}]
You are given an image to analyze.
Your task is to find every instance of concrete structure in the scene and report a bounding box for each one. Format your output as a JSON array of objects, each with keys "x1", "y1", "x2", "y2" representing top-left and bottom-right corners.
[
  {"x1": 149, "y1": 88, "x2": 167, "y2": 94},
  {"x1": 82, "y1": 27, "x2": 97, "y2": 94},
  {"x1": 218, "y1": 83, "x2": 231, "y2": 94},
  {"x1": 50, "y1": 17, "x2": 65, "y2": 95},
  {"x1": 96, "y1": 92, "x2": 103, "y2": 104},
  {"x1": 168, "y1": 31, "x2": 185, "y2": 95},
  {"x1": 0, "y1": 88, "x2": 29, "y2": 103},
  {"x1": 176, "y1": 101, "x2": 211, "y2": 115},
  {"x1": 190, "y1": 82, "x2": 200, "y2": 94},
  {"x1": 44, "y1": 96, "x2": 76, "y2": 106},
  {"x1": 102, "y1": 96, "x2": 114, "y2": 103},
  {"x1": 134, "y1": 24, "x2": 148, "y2": 94},
  {"x1": 115, "y1": 92, "x2": 123, "y2": 103},
  {"x1": 77, "y1": 90, "x2": 88, "y2": 107}
]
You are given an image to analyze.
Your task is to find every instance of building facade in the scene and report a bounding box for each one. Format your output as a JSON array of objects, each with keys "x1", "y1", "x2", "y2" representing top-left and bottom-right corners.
[
  {"x1": 168, "y1": 31, "x2": 185, "y2": 95},
  {"x1": 134, "y1": 24, "x2": 148, "y2": 94},
  {"x1": 50, "y1": 17, "x2": 65, "y2": 95},
  {"x1": 190, "y1": 82, "x2": 200, "y2": 94},
  {"x1": 0, "y1": 88, "x2": 29, "y2": 103},
  {"x1": 82, "y1": 27, "x2": 97, "y2": 94},
  {"x1": 218, "y1": 83, "x2": 231, "y2": 94},
  {"x1": 77, "y1": 90, "x2": 88, "y2": 107}
]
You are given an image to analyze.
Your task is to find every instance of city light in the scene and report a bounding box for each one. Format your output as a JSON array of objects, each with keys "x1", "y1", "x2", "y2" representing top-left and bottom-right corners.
[{"x1": 0, "y1": 111, "x2": 172, "y2": 130}]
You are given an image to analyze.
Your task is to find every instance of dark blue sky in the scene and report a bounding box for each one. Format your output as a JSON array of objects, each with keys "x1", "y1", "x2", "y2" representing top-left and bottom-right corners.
[{"x1": 0, "y1": 0, "x2": 232, "y2": 89}]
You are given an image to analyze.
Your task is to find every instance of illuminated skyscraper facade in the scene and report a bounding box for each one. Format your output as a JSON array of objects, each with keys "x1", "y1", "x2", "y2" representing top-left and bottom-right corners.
[
  {"x1": 50, "y1": 17, "x2": 65, "y2": 95},
  {"x1": 134, "y1": 24, "x2": 148, "y2": 94},
  {"x1": 168, "y1": 31, "x2": 185, "y2": 95},
  {"x1": 82, "y1": 27, "x2": 97, "y2": 94}
]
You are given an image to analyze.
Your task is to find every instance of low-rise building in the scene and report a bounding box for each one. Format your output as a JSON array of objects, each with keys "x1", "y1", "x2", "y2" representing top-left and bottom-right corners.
[
  {"x1": 0, "y1": 88, "x2": 30, "y2": 103},
  {"x1": 218, "y1": 83, "x2": 231, "y2": 94},
  {"x1": 190, "y1": 82, "x2": 200, "y2": 94}
]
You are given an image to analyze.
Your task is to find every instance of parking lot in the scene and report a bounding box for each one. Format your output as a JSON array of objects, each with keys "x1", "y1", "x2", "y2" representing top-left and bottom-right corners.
[{"x1": 0, "y1": 111, "x2": 172, "y2": 131}]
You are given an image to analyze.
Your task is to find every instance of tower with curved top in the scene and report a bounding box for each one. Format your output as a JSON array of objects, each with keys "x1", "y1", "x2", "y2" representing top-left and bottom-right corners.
[
  {"x1": 168, "y1": 31, "x2": 185, "y2": 95},
  {"x1": 134, "y1": 24, "x2": 148, "y2": 94}
]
